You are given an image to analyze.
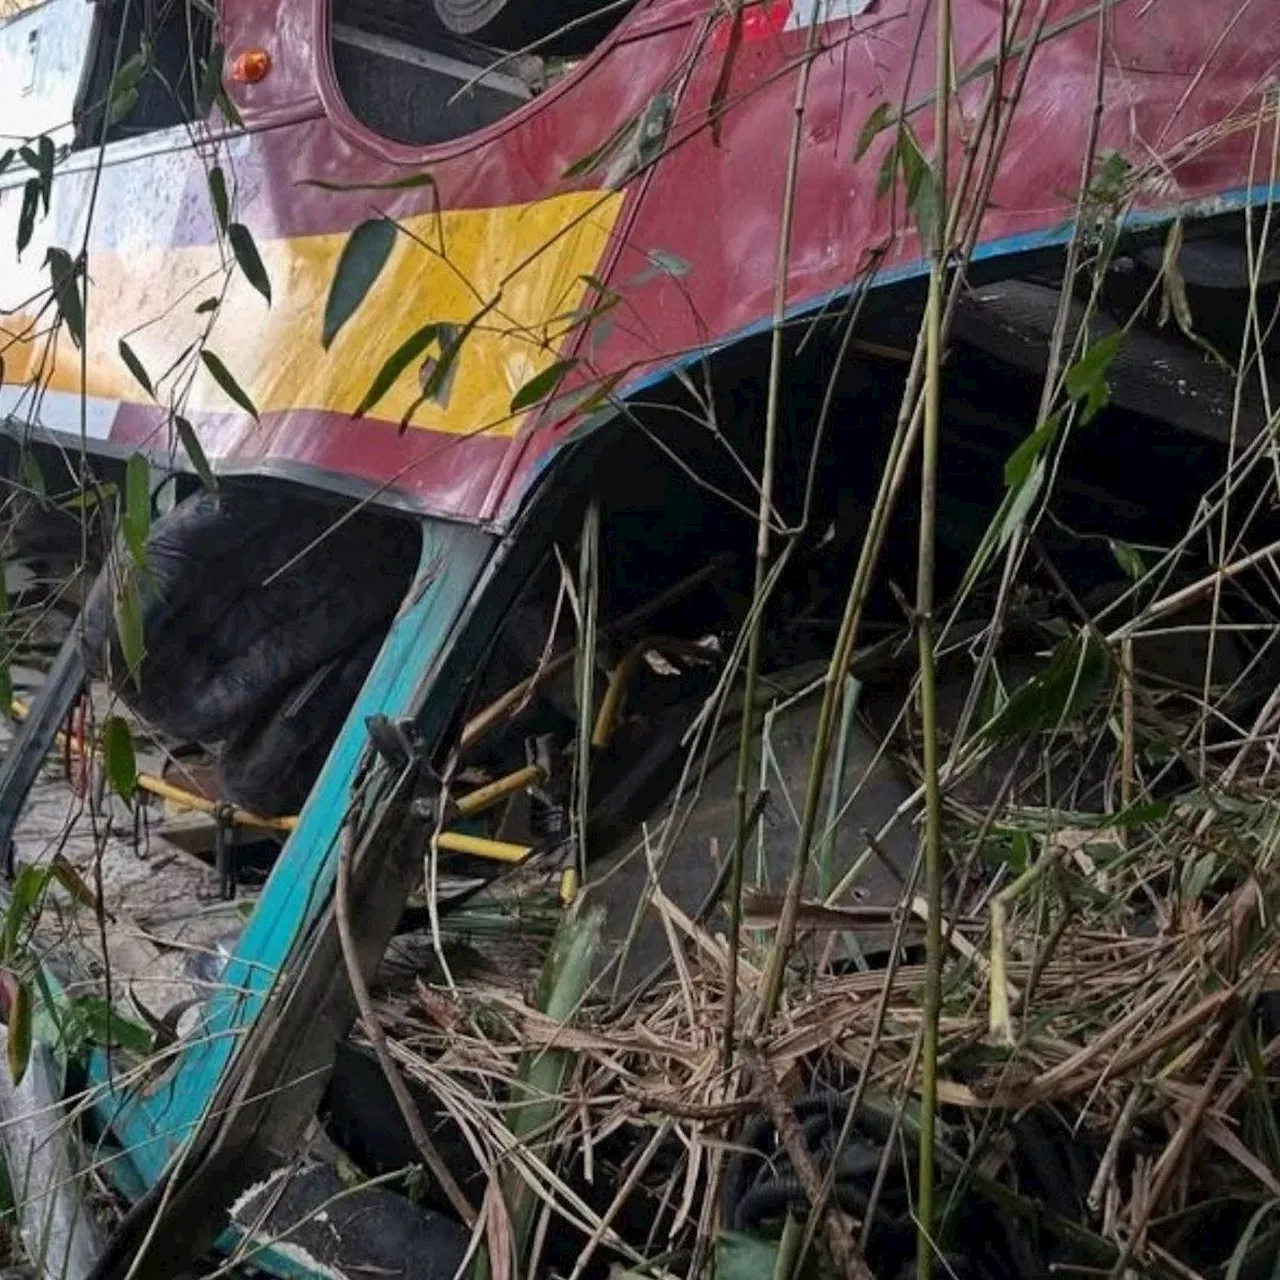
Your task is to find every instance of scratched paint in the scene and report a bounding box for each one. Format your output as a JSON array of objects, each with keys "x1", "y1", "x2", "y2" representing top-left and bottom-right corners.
[{"x1": 786, "y1": 0, "x2": 876, "y2": 29}]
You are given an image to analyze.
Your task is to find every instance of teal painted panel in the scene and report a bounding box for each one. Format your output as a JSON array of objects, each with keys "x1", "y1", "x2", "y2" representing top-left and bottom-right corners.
[{"x1": 90, "y1": 519, "x2": 493, "y2": 1184}]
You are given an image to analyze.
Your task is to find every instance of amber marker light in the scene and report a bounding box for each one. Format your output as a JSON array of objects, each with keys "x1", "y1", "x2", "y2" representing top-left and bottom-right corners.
[{"x1": 230, "y1": 49, "x2": 272, "y2": 84}]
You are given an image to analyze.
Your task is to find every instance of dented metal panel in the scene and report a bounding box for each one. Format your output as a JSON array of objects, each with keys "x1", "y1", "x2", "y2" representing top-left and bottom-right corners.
[
  {"x1": 1, "y1": 9, "x2": 1278, "y2": 1269},
  {"x1": 2, "y1": 0, "x2": 1279, "y2": 525}
]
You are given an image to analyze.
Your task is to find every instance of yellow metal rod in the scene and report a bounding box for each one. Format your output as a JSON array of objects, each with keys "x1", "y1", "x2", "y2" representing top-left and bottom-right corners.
[
  {"x1": 592, "y1": 634, "x2": 719, "y2": 750},
  {"x1": 559, "y1": 866, "x2": 579, "y2": 905},
  {"x1": 435, "y1": 830, "x2": 532, "y2": 863},
  {"x1": 592, "y1": 643, "x2": 645, "y2": 750},
  {"x1": 11, "y1": 698, "x2": 296, "y2": 831},
  {"x1": 136, "y1": 772, "x2": 297, "y2": 832},
  {"x1": 453, "y1": 764, "x2": 546, "y2": 818},
  {"x1": 13, "y1": 699, "x2": 533, "y2": 863}
]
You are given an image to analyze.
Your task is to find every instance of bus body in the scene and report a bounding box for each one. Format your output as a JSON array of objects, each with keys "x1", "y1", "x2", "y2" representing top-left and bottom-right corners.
[{"x1": 1, "y1": 1, "x2": 1278, "y2": 1276}]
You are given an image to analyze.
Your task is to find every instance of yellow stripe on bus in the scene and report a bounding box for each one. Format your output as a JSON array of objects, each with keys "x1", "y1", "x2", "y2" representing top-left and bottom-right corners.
[{"x1": 1, "y1": 188, "x2": 623, "y2": 438}]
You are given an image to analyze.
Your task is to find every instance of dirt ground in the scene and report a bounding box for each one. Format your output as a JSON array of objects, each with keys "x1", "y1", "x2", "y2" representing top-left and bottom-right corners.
[{"x1": 3, "y1": 665, "x2": 249, "y2": 1026}]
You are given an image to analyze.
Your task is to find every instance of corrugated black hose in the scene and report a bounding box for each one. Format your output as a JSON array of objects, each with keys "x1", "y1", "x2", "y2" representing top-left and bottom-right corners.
[{"x1": 722, "y1": 1091, "x2": 1095, "y2": 1279}]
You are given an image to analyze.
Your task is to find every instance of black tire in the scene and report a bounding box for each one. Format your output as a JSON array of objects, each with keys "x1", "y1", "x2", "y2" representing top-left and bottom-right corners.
[
  {"x1": 431, "y1": 0, "x2": 626, "y2": 52},
  {"x1": 231, "y1": 1163, "x2": 469, "y2": 1280},
  {"x1": 83, "y1": 486, "x2": 418, "y2": 745},
  {"x1": 218, "y1": 631, "x2": 384, "y2": 817}
]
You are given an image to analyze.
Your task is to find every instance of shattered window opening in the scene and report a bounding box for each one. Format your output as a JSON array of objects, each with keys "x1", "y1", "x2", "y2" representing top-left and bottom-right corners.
[
  {"x1": 73, "y1": 0, "x2": 214, "y2": 149},
  {"x1": 328, "y1": 0, "x2": 629, "y2": 148}
]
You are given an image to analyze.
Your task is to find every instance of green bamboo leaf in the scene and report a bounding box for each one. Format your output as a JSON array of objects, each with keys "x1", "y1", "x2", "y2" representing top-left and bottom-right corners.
[
  {"x1": 898, "y1": 128, "x2": 925, "y2": 199},
  {"x1": 399, "y1": 323, "x2": 465, "y2": 428},
  {"x1": 107, "y1": 48, "x2": 147, "y2": 128},
  {"x1": 398, "y1": 324, "x2": 473, "y2": 429},
  {"x1": 173, "y1": 415, "x2": 217, "y2": 491},
  {"x1": 959, "y1": 468, "x2": 1040, "y2": 598},
  {"x1": 69, "y1": 996, "x2": 152, "y2": 1054},
  {"x1": 510, "y1": 359, "x2": 579, "y2": 414},
  {"x1": 1064, "y1": 330, "x2": 1125, "y2": 424},
  {"x1": 1003, "y1": 411, "x2": 1061, "y2": 488},
  {"x1": 1006, "y1": 452, "x2": 1046, "y2": 535},
  {"x1": 507, "y1": 906, "x2": 603, "y2": 1262},
  {"x1": 20, "y1": 137, "x2": 53, "y2": 212},
  {"x1": 1107, "y1": 799, "x2": 1170, "y2": 828},
  {"x1": 109, "y1": 49, "x2": 146, "y2": 102},
  {"x1": 50, "y1": 855, "x2": 98, "y2": 911},
  {"x1": 45, "y1": 248, "x2": 85, "y2": 349},
  {"x1": 4, "y1": 866, "x2": 51, "y2": 961},
  {"x1": 214, "y1": 83, "x2": 243, "y2": 128},
  {"x1": 854, "y1": 101, "x2": 893, "y2": 160},
  {"x1": 980, "y1": 830, "x2": 1031, "y2": 874},
  {"x1": 107, "y1": 87, "x2": 139, "y2": 128},
  {"x1": 898, "y1": 124, "x2": 936, "y2": 247},
  {"x1": 207, "y1": 166, "x2": 229, "y2": 234},
  {"x1": 200, "y1": 349, "x2": 260, "y2": 419},
  {"x1": 982, "y1": 631, "x2": 1110, "y2": 741},
  {"x1": 195, "y1": 296, "x2": 219, "y2": 314},
  {"x1": 0, "y1": 150, "x2": 12, "y2": 180},
  {"x1": 16, "y1": 180, "x2": 39, "y2": 257},
  {"x1": 60, "y1": 482, "x2": 117, "y2": 513},
  {"x1": 114, "y1": 567, "x2": 144, "y2": 686},
  {"x1": 7, "y1": 978, "x2": 31, "y2": 1086},
  {"x1": 1183, "y1": 851, "x2": 1218, "y2": 900},
  {"x1": 37, "y1": 135, "x2": 53, "y2": 203},
  {"x1": 323, "y1": 218, "x2": 396, "y2": 349},
  {"x1": 554, "y1": 370, "x2": 624, "y2": 419},
  {"x1": 580, "y1": 273, "x2": 609, "y2": 291},
  {"x1": 1224, "y1": 1200, "x2": 1276, "y2": 1280},
  {"x1": 30, "y1": 988, "x2": 73, "y2": 1060},
  {"x1": 1156, "y1": 220, "x2": 1227, "y2": 373},
  {"x1": 300, "y1": 172, "x2": 436, "y2": 193},
  {"x1": 875, "y1": 130, "x2": 900, "y2": 199},
  {"x1": 228, "y1": 223, "x2": 271, "y2": 304},
  {"x1": 1158, "y1": 220, "x2": 1192, "y2": 333},
  {"x1": 354, "y1": 322, "x2": 441, "y2": 418},
  {"x1": 1109, "y1": 539, "x2": 1145, "y2": 581},
  {"x1": 976, "y1": 664, "x2": 1007, "y2": 730},
  {"x1": 557, "y1": 288, "x2": 621, "y2": 334},
  {"x1": 123, "y1": 453, "x2": 151, "y2": 565},
  {"x1": 103, "y1": 716, "x2": 138, "y2": 801},
  {"x1": 197, "y1": 45, "x2": 225, "y2": 118},
  {"x1": 1087, "y1": 150, "x2": 1130, "y2": 209},
  {"x1": 117, "y1": 339, "x2": 154, "y2": 399}
]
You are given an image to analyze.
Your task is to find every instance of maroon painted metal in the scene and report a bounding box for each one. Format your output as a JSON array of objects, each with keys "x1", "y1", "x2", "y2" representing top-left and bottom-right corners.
[{"x1": 3, "y1": 0, "x2": 1278, "y2": 524}]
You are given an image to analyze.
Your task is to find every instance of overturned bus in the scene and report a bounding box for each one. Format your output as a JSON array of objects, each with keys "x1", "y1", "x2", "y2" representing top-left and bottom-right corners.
[{"x1": 1, "y1": 0, "x2": 1279, "y2": 1276}]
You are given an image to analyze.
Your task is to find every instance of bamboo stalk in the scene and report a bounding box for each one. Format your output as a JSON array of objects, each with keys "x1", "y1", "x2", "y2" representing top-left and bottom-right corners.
[
  {"x1": 725, "y1": 14, "x2": 820, "y2": 1066},
  {"x1": 574, "y1": 498, "x2": 601, "y2": 880},
  {"x1": 916, "y1": 0, "x2": 953, "y2": 1271},
  {"x1": 335, "y1": 822, "x2": 476, "y2": 1227}
]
